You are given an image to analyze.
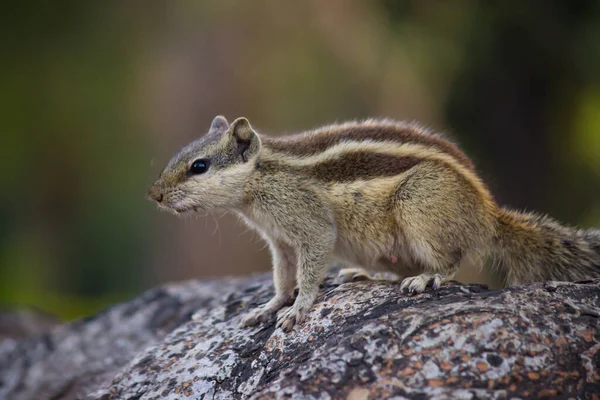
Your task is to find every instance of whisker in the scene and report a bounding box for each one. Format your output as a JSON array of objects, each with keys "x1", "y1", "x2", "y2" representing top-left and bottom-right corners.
[{"x1": 209, "y1": 211, "x2": 222, "y2": 245}]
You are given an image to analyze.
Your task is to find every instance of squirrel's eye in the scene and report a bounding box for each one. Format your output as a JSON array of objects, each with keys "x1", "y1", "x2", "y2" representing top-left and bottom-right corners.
[{"x1": 189, "y1": 159, "x2": 209, "y2": 174}]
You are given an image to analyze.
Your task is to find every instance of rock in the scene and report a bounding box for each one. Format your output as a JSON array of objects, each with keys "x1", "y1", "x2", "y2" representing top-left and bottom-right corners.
[
  {"x1": 0, "y1": 307, "x2": 60, "y2": 340},
  {"x1": 1, "y1": 272, "x2": 599, "y2": 400}
]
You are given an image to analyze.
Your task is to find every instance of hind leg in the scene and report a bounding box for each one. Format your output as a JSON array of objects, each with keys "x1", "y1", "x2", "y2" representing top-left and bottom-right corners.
[
  {"x1": 393, "y1": 162, "x2": 492, "y2": 294},
  {"x1": 398, "y1": 243, "x2": 462, "y2": 293},
  {"x1": 396, "y1": 237, "x2": 463, "y2": 294}
]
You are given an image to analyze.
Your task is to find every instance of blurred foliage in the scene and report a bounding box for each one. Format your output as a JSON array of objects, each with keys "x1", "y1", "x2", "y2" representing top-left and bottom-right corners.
[
  {"x1": 0, "y1": 1, "x2": 599, "y2": 321},
  {"x1": 0, "y1": 1, "x2": 162, "y2": 318}
]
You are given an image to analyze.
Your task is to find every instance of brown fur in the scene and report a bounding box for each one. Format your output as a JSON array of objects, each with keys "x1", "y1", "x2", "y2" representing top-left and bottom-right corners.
[
  {"x1": 147, "y1": 116, "x2": 600, "y2": 333},
  {"x1": 262, "y1": 119, "x2": 475, "y2": 170},
  {"x1": 258, "y1": 152, "x2": 422, "y2": 183},
  {"x1": 494, "y1": 210, "x2": 600, "y2": 285}
]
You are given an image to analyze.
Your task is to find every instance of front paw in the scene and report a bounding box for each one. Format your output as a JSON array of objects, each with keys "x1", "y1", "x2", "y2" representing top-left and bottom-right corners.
[
  {"x1": 242, "y1": 295, "x2": 292, "y2": 328},
  {"x1": 242, "y1": 306, "x2": 276, "y2": 328},
  {"x1": 276, "y1": 304, "x2": 309, "y2": 333}
]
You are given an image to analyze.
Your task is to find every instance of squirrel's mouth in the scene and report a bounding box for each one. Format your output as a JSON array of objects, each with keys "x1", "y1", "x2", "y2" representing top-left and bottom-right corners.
[{"x1": 157, "y1": 202, "x2": 201, "y2": 215}]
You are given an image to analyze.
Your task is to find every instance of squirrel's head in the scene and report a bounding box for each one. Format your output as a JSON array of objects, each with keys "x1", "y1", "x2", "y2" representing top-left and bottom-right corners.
[{"x1": 147, "y1": 116, "x2": 261, "y2": 214}]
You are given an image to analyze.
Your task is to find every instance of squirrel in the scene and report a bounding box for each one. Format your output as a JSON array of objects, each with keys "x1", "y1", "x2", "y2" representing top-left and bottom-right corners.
[{"x1": 147, "y1": 115, "x2": 600, "y2": 332}]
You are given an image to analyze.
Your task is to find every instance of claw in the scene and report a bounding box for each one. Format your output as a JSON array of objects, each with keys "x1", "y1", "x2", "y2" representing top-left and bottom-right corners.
[
  {"x1": 242, "y1": 314, "x2": 258, "y2": 328},
  {"x1": 242, "y1": 306, "x2": 275, "y2": 328},
  {"x1": 276, "y1": 305, "x2": 308, "y2": 333},
  {"x1": 400, "y1": 278, "x2": 411, "y2": 292},
  {"x1": 432, "y1": 274, "x2": 443, "y2": 290},
  {"x1": 400, "y1": 273, "x2": 448, "y2": 294},
  {"x1": 242, "y1": 295, "x2": 291, "y2": 328}
]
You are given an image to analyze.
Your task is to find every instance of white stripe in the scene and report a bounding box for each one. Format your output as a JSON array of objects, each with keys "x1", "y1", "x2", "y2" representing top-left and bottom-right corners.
[{"x1": 262, "y1": 139, "x2": 493, "y2": 203}]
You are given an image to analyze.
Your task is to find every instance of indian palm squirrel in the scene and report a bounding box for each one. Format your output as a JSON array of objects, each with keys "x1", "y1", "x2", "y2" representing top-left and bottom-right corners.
[{"x1": 147, "y1": 116, "x2": 600, "y2": 332}]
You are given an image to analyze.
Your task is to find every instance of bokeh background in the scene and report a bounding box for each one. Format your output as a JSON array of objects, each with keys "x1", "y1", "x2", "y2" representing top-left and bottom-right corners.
[{"x1": 1, "y1": 1, "x2": 599, "y2": 326}]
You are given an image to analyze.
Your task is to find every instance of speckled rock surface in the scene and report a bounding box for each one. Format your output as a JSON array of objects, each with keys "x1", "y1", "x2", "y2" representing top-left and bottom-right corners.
[{"x1": 1, "y1": 273, "x2": 600, "y2": 400}]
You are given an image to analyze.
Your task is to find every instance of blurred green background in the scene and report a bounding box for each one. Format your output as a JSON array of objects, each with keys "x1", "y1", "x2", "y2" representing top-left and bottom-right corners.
[{"x1": 1, "y1": 1, "x2": 599, "y2": 323}]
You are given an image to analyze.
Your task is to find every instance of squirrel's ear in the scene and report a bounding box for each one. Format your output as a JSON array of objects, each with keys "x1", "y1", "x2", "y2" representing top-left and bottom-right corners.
[
  {"x1": 229, "y1": 117, "x2": 260, "y2": 162},
  {"x1": 230, "y1": 117, "x2": 254, "y2": 141},
  {"x1": 209, "y1": 115, "x2": 229, "y2": 134}
]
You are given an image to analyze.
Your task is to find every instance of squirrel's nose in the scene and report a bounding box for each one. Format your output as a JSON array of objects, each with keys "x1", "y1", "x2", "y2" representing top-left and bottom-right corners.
[{"x1": 147, "y1": 186, "x2": 164, "y2": 203}]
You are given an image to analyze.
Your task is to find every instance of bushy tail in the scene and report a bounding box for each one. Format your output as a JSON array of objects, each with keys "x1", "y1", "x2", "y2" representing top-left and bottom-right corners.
[{"x1": 492, "y1": 208, "x2": 600, "y2": 286}]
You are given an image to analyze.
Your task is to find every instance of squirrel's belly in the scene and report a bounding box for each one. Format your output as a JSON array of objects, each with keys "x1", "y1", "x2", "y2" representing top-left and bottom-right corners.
[{"x1": 333, "y1": 231, "x2": 421, "y2": 276}]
